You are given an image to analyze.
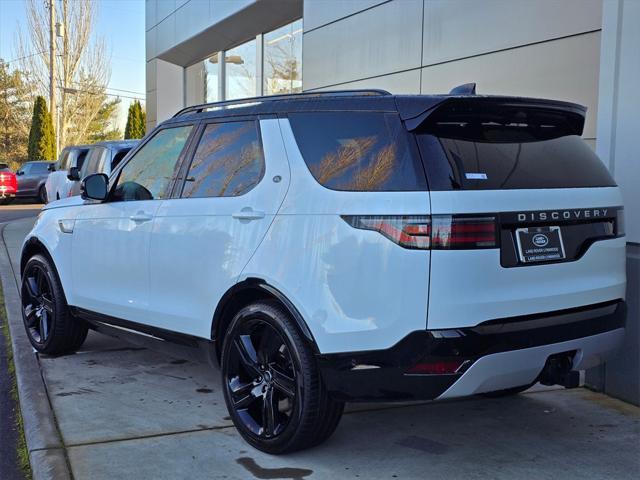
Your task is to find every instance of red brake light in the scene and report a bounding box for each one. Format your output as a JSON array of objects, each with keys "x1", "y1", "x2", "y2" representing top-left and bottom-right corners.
[
  {"x1": 341, "y1": 214, "x2": 497, "y2": 250},
  {"x1": 431, "y1": 215, "x2": 497, "y2": 249}
]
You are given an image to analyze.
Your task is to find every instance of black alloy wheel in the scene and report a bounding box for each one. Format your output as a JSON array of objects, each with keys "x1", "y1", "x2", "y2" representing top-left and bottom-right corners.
[
  {"x1": 22, "y1": 263, "x2": 55, "y2": 345},
  {"x1": 221, "y1": 302, "x2": 344, "y2": 454},
  {"x1": 225, "y1": 319, "x2": 298, "y2": 438},
  {"x1": 21, "y1": 255, "x2": 88, "y2": 354}
]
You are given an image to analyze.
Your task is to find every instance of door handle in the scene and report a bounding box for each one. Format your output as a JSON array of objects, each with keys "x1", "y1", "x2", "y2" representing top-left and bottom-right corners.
[
  {"x1": 129, "y1": 211, "x2": 153, "y2": 223},
  {"x1": 232, "y1": 208, "x2": 265, "y2": 221}
]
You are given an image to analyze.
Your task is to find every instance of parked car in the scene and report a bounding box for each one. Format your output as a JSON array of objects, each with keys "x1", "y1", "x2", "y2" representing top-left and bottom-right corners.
[
  {"x1": 45, "y1": 145, "x2": 90, "y2": 202},
  {"x1": 0, "y1": 167, "x2": 17, "y2": 204},
  {"x1": 19, "y1": 88, "x2": 626, "y2": 454},
  {"x1": 15, "y1": 161, "x2": 52, "y2": 203},
  {"x1": 67, "y1": 140, "x2": 139, "y2": 197}
]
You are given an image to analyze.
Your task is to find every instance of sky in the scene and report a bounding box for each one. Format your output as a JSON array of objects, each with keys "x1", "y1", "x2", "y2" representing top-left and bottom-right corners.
[{"x1": 0, "y1": 0, "x2": 146, "y2": 131}]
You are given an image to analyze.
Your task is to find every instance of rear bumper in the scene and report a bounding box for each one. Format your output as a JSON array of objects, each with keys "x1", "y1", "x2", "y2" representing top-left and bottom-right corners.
[{"x1": 317, "y1": 300, "x2": 626, "y2": 401}]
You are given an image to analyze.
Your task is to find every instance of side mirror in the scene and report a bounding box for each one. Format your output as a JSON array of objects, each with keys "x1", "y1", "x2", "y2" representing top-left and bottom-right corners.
[
  {"x1": 16, "y1": 170, "x2": 24, "y2": 176},
  {"x1": 81, "y1": 173, "x2": 109, "y2": 201},
  {"x1": 67, "y1": 166, "x2": 80, "y2": 181},
  {"x1": 48, "y1": 164, "x2": 56, "y2": 172}
]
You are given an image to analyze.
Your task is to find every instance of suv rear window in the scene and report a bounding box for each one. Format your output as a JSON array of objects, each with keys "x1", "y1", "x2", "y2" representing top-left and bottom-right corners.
[
  {"x1": 414, "y1": 102, "x2": 616, "y2": 190},
  {"x1": 289, "y1": 112, "x2": 427, "y2": 191}
]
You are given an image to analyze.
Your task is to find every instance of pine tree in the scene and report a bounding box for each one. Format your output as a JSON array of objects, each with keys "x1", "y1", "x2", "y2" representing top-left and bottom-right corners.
[
  {"x1": 27, "y1": 96, "x2": 56, "y2": 160},
  {"x1": 134, "y1": 101, "x2": 146, "y2": 138},
  {"x1": 124, "y1": 100, "x2": 146, "y2": 139},
  {"x1": 124, "y1": 102, "x2": 135, "y2": 139}
]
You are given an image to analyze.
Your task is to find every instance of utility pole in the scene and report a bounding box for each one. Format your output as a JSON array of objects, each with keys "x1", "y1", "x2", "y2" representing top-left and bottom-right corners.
[{"x1": 48, "y1": 0, "x2": 57, "y2": 156}]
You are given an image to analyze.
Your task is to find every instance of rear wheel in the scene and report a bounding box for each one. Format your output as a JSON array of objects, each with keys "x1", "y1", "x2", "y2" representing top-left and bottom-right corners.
[
  {"x1": 38, "y1": 185, "x2": 47, "y2": 204},
  {"x1": 21, "y1": 255, "x2": 88, "y2": 354},
  {"x1": 221, "y1": 302, "x2": 344, "y2": 454}
]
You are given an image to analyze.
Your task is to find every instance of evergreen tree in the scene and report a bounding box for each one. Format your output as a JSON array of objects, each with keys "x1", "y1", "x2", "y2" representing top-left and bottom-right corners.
[
  {"x1": 124, "y1": 101, "x2": 135, "y2": 139},
  {"x1": 0, "y1": 59, "x2": 32, "y2": 169},
  {"x1": 124, "y1": 100, "x2": 146, "y2": 139},
  {"x1": 27, "y1": 96, "x2": 56, "y2": 160}
]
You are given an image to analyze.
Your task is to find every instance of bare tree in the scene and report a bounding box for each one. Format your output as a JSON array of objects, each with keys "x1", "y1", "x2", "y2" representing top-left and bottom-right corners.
[{"x1": 15, "y1": 0, "x2": 111, "y2": 149}]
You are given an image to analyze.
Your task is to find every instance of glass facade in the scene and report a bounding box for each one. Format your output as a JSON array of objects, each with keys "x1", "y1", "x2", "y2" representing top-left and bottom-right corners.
[
  {"x1": 205, "y1": 53, "x2": 220, "y2": 102},
  {"x1": 184, "y1": 19, "x2": 302, "y2": 105},
  {"x1": 225, "y1": 39, "x2": 257, "y2": 100},
  {"x1": 264, "y1": 19, "x2": 303, "y2": 95}
]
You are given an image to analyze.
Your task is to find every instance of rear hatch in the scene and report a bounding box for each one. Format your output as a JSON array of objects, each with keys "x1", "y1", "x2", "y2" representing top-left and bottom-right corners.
[{"x1": 404, "y1": 97, "x2": 626, "y2": 329}]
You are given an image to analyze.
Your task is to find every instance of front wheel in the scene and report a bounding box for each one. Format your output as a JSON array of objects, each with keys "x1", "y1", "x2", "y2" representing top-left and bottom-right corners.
[
  {"x1": 221, "y1": 302, "x2": 344, "y2": 454},
  {"x1": 21, "y1": 254, "x2": 88, "y2": 354}
]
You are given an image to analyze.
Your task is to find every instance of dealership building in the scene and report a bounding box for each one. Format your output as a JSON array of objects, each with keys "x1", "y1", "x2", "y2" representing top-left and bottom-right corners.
[{"x1": 145, "y1": 0, "x2": 639, "y2": 404}]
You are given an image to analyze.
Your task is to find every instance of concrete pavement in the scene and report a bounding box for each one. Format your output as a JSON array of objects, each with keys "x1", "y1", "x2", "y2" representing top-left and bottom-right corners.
[{"x1": 1, "y1": 216, "x2": 639, "y2": 479}]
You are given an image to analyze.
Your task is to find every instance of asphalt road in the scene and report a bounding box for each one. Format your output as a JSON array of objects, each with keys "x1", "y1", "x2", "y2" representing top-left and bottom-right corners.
[{"x1": 0, "y1": 204, "x2": 39, "y2": 480}]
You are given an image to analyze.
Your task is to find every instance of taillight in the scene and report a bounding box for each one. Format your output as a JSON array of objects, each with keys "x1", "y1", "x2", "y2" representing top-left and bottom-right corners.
[
  {"x1": 431, "y1": 215, "x2": 497, "y2": 249},
  {"x1": 341, "y1": 216, "x2": 431, "y2": 249},
  {"x1": 341, "y1": 214, "x2": 497, "y2": 250}
]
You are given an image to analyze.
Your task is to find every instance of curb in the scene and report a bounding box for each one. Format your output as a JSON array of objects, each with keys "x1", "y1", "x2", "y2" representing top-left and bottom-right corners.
[{"x1": 0, "y1": 222, "x2": 72, "y2": 480}]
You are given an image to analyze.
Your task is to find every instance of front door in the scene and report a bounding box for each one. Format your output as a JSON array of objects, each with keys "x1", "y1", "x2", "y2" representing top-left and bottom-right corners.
[
  {"x1": 71, "y1": 125, "x2": 195, "y2": 324},
  {"x1": 148, "y1": 119, "x2": 290, "y2": 338}
]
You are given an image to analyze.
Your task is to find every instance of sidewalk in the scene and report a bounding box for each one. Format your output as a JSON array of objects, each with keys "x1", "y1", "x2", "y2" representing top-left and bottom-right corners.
[{"x1": 1, "y1": 217, "x2": 639, "y2": 479}]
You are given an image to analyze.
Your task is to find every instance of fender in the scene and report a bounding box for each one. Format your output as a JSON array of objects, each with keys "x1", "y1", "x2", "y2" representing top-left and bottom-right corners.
[{"x1": 212, "y1": 277, "x2": 318, "y2": 353}]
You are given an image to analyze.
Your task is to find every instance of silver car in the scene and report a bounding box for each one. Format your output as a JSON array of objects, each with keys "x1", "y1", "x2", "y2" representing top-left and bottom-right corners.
[{"x1": 15, "y1": 161, "x2": 53, "y2": 203}]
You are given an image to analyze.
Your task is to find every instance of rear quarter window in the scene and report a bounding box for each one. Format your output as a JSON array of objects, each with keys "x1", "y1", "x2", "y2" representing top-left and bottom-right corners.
[{"x1": 289, "y1": 111, "x2": 427, "y2": 191}]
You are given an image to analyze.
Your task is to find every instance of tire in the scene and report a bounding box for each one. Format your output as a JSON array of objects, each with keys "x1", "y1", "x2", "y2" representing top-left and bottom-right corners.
[
  {"x1": 21, "y1": 254, "x2": 88, "y2": 355},
  {"x1": 480, "y1": 382, "x2": 536, "y2": 398},
  {"x1": 221, "y1": 301, "x2": 344, "y2": 454},
  {"x1": 38, "y1": 185, "x2": 47, "y2": 204}
]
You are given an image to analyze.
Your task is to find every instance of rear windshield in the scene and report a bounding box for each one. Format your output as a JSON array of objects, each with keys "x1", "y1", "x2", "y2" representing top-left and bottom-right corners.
[
  {"x1": 289, "y1": 112, "x2": 427, "y2": 191},
  {"x1": 414, "y1": 103, "x2": 616, "y2": 190}
]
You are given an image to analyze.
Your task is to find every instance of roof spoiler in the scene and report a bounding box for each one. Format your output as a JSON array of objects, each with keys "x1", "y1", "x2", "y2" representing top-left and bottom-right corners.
[{"x1": 396, "y1": 94, "x2": 587, "y2": 134}]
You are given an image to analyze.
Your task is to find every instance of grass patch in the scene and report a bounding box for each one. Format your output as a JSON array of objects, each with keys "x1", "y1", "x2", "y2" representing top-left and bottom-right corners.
[{"x1": 0, "y1": 281, "x2": 32, "y2": 479}]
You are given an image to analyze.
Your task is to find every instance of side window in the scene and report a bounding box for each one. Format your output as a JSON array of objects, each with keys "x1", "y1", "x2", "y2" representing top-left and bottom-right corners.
[
  {"x1": 19, "y1": 164, "x2": 31, "y2": 175},
  {"x1": 112, "y1": 126, "x2": 193, "y2": 202},
  {"x1": 182, "y1": 121, "x2": 265, "y2": 198},
  {"x1": 111, "y1": 148, "x2": 132, "y2": 170},
  {"x1": 31, "y1": 163, "x2": 49, "y2": 175},
  {"x1": 75, "y1": 150, "x2": 88, "y2": 170},
  {"x1": 288, "y1": 112, "x2": 427, "y2": 191},
  {"x1": 81, "y1": 148, "x2": 105, "y2": 177},
  {"x1": 58, "y1": 150, "x2": 70, "y2": 170}
]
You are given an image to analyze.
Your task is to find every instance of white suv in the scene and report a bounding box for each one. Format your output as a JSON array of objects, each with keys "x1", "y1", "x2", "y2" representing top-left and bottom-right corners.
[{"x1": 19, "y1": 89, "x2": 627, "y2": 453}]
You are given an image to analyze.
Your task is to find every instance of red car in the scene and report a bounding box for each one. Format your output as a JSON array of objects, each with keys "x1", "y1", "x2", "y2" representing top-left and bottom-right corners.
[{"x1": 0, "y1": 164, "x2": 18, "y2": 204}]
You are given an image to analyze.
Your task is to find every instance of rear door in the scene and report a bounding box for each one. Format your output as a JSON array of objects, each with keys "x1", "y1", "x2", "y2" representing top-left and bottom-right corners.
[
  {"x1": 147, "y1": 118, "x2": 290, "y2": 338},
  {"x1": 412, "y1": 99, "x2": 626, "y2": 329}
]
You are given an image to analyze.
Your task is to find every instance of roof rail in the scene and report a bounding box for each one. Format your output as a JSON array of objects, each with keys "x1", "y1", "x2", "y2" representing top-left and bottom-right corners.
[{"x1": 172, "y1": 89, "x2": 392, "y2": 118}]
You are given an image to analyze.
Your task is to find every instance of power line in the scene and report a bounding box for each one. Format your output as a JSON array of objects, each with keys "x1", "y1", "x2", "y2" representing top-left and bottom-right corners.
[{"x1": 3, "y1": 51, "x2": 48, "y2": 64}]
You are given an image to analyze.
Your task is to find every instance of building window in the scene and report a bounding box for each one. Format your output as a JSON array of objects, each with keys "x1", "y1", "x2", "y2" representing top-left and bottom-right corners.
[
  {"x1": 205, "y1": 53, "x2": 220, "y2": 102},
  {"x1": 225, "y1": 39, "x2": 257, "y2": 100},
  {"x1": 264, "y1": 19, "x2": 303, "y2": 95}
]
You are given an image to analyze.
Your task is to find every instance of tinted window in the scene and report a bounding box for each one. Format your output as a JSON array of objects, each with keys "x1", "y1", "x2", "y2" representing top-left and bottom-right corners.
[
  {"x1": 289, "y1": 112, "x2": 426, "y2": 191},
  {"x1": 112, "y1": 126, "x2": 192, "y2": 201},
  {"x1": 75, "y1": 150, "x2": 88, "y2": 170},
  {"x1": 111, "y1": 148, "x2": 132, "y2": 169},
  {"x1": 414, "y1": 104, "x2": 616, "y2": 190},
  {"x1": 182, "y1": 121, "x2": 264, "y2": 198},
  {"x1": 30, "y1": 163, "x2": 49, "y2": 175}
]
